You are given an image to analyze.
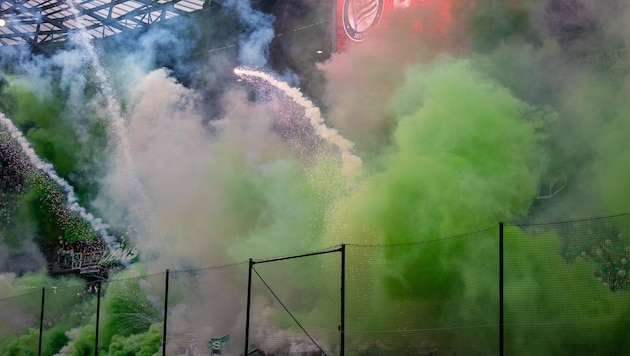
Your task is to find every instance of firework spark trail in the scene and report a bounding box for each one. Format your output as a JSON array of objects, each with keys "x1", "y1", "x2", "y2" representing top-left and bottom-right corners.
[
  {"x1": 234, "y1": 67, "x2": 363, "y2": 178},
  {"x1": 0, "y1": 112, "x2": 113, "y2": 241}
]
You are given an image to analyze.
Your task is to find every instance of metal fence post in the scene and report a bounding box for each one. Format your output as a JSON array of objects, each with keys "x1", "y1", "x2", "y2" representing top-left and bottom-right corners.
[
  {"x1": 38, "y1": 287, "x2": 45, "y2": 356},
  {"x1": 244, "y1": 258, "x2": 254, "y2": 356},
  {"x1": 499, "y1": 223, "x2": 504, "y2": 356},
  {"x1": 95, "y1": 281, "x2": 101, "y2": 356},
  {"x1": 163, "y1": 269, "x2": 169, "y2": 356},
  {"x1": 340, "y1": 244, "x2": 345, "y2": 356}
]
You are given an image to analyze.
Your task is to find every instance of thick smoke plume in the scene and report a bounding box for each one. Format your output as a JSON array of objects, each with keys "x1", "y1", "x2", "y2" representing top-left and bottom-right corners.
[{"x1": 1, "y1": 0, "x2": 630, "y2": 354}]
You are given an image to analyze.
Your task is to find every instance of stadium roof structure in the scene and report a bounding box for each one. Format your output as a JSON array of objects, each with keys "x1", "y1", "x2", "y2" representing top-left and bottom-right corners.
[{"x1": 0, "y1": 0, "x2": 208, "y2": 47}]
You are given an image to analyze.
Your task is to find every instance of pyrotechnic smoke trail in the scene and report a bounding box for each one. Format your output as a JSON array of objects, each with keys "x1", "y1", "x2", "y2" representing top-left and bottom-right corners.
[
  {"x1": 66, "y1": 0, "x2": 153, "y2": 223},
  {"x1": 234, "y1": 67, "x2": 363, "y2": 178},
  {"x1": 0, "y1": 112, "x2": 113, "y2": 241}
]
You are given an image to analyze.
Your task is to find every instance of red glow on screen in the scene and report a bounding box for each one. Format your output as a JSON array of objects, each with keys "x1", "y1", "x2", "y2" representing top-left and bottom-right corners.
[{"x1": 335, "y1": 0, "x2": 455, "y2": 52}]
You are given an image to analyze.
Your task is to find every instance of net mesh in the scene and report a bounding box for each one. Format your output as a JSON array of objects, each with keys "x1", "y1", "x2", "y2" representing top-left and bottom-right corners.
[
  {"x1": 44, "y1": 282, "x2": 96, "y2": 355},
  {"x1": 249, "y1": 249, "x2": 342, "y2": 355},
  {"x1": 166, "y1": 262, "x2": 248, "y2": 355},
  {"x1": 346, "y1": 227, "x2": 499, "y2": 355},
  {"x1": 0, "y1": 287, "x2": 42, "y2": 353},
  {"x1": 505, "y1": 214, "x2": 630, "y2": 354},
  {"x1": 97, "y1": 271, "x2": 166, "y2": 355},
  {"x1": 3, "y1": 213, "x2": 630, "y2": 354}
]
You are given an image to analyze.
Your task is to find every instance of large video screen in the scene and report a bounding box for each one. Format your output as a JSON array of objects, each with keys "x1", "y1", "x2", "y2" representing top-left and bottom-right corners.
[{"x1": 335, "y1": 0, "x2": 454, "y2": 52}]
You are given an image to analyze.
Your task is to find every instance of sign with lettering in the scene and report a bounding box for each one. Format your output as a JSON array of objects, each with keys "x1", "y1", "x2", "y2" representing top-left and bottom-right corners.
[
  {"x1": 101, "y1": 245, "x2": 139, "y2": 265},
  {"x1": 209, "y1": 335, "x2": 230, "y2": 355}
]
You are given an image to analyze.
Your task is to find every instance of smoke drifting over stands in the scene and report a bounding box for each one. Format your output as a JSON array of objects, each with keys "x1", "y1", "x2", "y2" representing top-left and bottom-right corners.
[{"x1": 1, "y1": 0, "x2": 630, "y2": 354}]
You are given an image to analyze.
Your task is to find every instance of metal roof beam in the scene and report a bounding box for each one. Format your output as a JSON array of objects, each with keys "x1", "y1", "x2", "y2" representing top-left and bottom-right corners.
[{"x1": 0, "y1": 0, "x2": 207, "y2": 47}]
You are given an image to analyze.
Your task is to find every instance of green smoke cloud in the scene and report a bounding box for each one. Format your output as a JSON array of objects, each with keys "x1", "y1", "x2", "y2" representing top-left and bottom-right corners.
[
  {"x1": 3, "y1": 0, "x2": 630, "y2": 354},
  {"x1": 330, "y1": 57, "x2": 546, "y2": 246},
  {"x1": 316, "y1": 56, "x2": 550, "y2": 352},
  {"x1": 106, "y1": 323, "x2": 161, "y2": 356},
  {"x1": 0, "y1": 271, "x2": 93, "y2": 355},
  {"x1": 223, "y1": 156, "x2": 346, "y2": 261},
  {"x1": 503, "y1": 226, "x2": 630, "y2": 355}
]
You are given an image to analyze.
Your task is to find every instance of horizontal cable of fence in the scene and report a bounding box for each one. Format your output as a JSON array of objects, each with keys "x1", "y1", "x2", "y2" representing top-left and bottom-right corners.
[{"x1": 1, "y1": 212, "x2": 630, "y2": 355}]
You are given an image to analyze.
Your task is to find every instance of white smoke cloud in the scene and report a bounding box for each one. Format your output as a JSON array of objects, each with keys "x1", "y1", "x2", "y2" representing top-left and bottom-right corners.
[{"x1": 222, "y1": 0, "x2": 275, "y2": 68}]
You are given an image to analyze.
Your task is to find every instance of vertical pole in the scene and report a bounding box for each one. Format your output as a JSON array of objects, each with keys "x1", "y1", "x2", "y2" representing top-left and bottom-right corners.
[
  {"x1": 95, "y1": 281, "x2": 101, "y2": 356},
  {"x1": 244, "y1": 258, "x2": 253, "y2": 356},
  {"x1": 331, "y1": 0, "x2": 338, "y2": 53},
  {"x1": 38, "y1": 287, "x2": 45, "y2": 356},
  {"x1": 163, "y1": 269, "x2": 169, "y2": 356},
  {"x1": 499, "y1": 223, "x2": 504, "y2": 356},
  {"x1": 340, "y1": 244, "x2": 345, "y2": 356}
]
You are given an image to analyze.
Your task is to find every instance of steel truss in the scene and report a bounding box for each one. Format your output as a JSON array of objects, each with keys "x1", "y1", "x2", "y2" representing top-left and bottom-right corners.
[{"x1": 0, "y1": 0, "x2": 208, "y2": 47}]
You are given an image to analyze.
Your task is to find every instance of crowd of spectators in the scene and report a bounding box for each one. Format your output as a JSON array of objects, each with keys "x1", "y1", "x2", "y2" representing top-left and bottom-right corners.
[
  {"x1": 0, "y1": 162, "x2": 24, "y2": 229},
  {"x1": 55, "y1": 237, "x2": 106, "y2": 268},
  {"x1": 0, "y1": 128, "x2": 31, "y2": 230},
  {"x1": 2, "y1": 125, "x2": 118, "y2": 280}
]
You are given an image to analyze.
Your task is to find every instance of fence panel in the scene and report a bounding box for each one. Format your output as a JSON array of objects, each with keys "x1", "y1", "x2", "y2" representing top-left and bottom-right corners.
[
  {"x1": 249, "y1": 250, "x2": 341, "y2": 355},
  {"x1": 0, "y1": 287, "x2": 42, "y2": 354},
  {"x1": 506, "y1": 215, "x2": 630, "y2": 355},
  {"x1": 167, "y1": 263, "x2": 248, "y2": 355},
  {"x1": 346, "y1": 228, "x2": 500, "y2": 355},
  {"x1": 97, "y1": 271, "x2": 166, "y2": 355},
  {"x1": 42, "y1": 282, "x2": 95, "y2": 355},
  {"x1": 4, "y1": 213, "x2": 630, "y2": 355}
]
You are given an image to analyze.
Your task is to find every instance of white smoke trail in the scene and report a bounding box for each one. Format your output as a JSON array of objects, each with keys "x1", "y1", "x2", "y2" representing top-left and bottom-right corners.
[
  {"x1": 233, "y1": 67, "x2": 363, "y2": 178},
  {"x1": 0, "y1": 112, "x2": 112, "y2": 241},
  {"x1": 65, "y1": 1, "x2": 153, "y2": 221},
  {"x1": 223, "y1": 0, "x2": 275, "y2": 68}
]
